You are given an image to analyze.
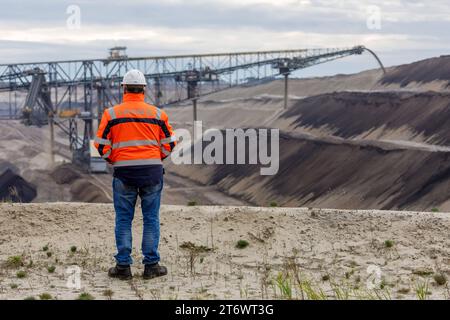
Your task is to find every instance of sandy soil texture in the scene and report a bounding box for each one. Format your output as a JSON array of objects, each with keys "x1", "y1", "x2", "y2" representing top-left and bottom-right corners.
[{"x1": 0, "y1": 203, "x2": 448, "y2": 300}]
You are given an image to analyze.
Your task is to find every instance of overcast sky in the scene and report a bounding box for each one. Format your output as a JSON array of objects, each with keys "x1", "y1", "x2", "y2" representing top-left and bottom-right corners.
[{"x1": 1, "y1": 0, "x2": 449, "y2": 76}]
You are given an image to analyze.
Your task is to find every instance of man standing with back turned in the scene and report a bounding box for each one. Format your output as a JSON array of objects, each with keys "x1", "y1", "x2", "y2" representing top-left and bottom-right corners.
[{"x1": 95, "y1": 69, "x2": 177, "y2": 280}]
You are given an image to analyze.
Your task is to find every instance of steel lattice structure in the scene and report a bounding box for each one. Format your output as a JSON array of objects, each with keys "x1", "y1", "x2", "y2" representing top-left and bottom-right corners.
[{"x1": 0, "y1": 45, "x2": 384, "y2": 169}]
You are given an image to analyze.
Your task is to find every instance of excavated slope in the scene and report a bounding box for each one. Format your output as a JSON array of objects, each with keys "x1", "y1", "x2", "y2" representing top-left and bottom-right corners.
[
  {"x1": 271, "y1": 91, "x2": 450, "y2": 145},
  {"x1": 168, "y1": 131, "x2": 450, "y2": 211}
]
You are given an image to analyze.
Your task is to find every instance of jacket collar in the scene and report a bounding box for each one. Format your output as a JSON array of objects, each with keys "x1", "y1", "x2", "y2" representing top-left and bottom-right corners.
[{"x1": 123, "y1": 92, "x2": 145, "y2": 102}]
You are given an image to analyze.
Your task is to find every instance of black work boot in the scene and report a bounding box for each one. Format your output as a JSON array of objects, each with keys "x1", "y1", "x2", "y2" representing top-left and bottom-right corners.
[
  {"x1": 108, "y1": 264, "x2": 132, "y2": 280},
  {"x1": 143, "y1": 263, "x2": 168, "y2": 280}
]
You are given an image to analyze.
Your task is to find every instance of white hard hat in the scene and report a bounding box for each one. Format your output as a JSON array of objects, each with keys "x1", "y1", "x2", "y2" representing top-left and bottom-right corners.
[{"x1": 121, "y1": 69, "x2": 147, "y2": 86}]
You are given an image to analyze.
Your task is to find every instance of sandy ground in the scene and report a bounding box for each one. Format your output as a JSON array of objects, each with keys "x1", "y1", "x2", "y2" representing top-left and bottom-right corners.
[{"x1": 0, "y1": 203, "x2": 449, "y2": 300}]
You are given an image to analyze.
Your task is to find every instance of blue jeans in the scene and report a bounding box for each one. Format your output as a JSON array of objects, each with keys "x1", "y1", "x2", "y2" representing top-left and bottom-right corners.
[{"x1": 112, "y1": 177, "x2": 163, "y2": 266}]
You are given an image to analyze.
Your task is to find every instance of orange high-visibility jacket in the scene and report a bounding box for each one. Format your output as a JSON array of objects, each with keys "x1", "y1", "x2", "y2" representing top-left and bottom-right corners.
[{"x1": 94, "y1": 93, "x2": 176, "y2": 167}]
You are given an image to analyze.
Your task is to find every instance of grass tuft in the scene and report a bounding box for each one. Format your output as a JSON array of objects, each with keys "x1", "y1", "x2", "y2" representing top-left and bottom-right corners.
[
  {"x1": 6, "y1": 256, "x2": 23, "y2": 268},
  {"x1": 433, "y1": 273, "x2": 447, "y2": 286},
  {"x1": 235, "y1": 240, "x2": 250, "y2": 249},
  {"x1": 412, "y1": 269, "x2": 433, "y2": 277},
  {"x1": 39, "y1": 293, "x2": 52, "y2": 300},
  {"x1": 103, "y1": 289, "x2": 114, "y2": 299},
  {"x1": 179, "y1": 242, "x2": 212, "y2": 253},
  {"x1": 415, "y1": 280, "x2": 430, "y2": 300},
  {"x1": 275, "y1": 272, "x2": 293, "y2": 299},
  {"x1": 179, "y1": 241, "x2": 212, "y2": 275},
  {"x1": 77, "y1": 292, "x2": 95, "y2": 300},
  {"x1": 16, "y1": 270, "x2": 27, "y2": 278},
  {"x1": 384, "y1": 240, "x2": 394, "y2": 248}
]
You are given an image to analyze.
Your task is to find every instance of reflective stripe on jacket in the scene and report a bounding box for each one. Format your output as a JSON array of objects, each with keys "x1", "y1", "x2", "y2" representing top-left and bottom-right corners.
[{"x1": 94, "y1": 93, "x2": 176, "y2": 167}]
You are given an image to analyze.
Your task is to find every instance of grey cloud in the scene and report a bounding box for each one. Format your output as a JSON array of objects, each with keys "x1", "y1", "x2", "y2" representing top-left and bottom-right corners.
[
  {"x1": 0, "y1": 0, "x2": 449, "y2": 74},
  {"x1": 1, "y1": 0, "x2": 449, "y2": 36}
]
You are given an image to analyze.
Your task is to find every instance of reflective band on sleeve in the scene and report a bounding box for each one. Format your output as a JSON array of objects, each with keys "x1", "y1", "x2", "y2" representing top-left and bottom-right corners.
[
  {"x1": 102, "y1": 149, "x2": 111, "y2": 159},
  {"x1": 155, "y1": 108, "x2": 162, "y2": 120},
  {"x1": 107, "y1": 107, "x2": 117, "y2": 120},
  {"x1": 160, "y1": 136, "x2": 176, "y2": 144},
  {"x1": 113, "y1": 159, "x2": 162, "y2": 167},
  {"x1": 94, "y1": 137, "x2": 111, "y2": 146},
  {"x1": 112, "y1": 139, "x2": 159, "y2": 149},
  {"x1": 161, "y1": 147, "x2": 171, "y2": 156}
]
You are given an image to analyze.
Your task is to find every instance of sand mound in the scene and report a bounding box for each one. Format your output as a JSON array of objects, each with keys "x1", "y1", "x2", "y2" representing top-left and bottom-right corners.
[
  {"x1": 48, "y1": 164, "x2": 110, "y2": 203},
  {"x1": 70, "y1": 179, "x2": 110, "y2": 203},
  {"x1": 0, "y1": 169, "x2": 36, "y2": 203},
  {"x1": 50, "y1": 163, "x2": 82, "y2": 184}
]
